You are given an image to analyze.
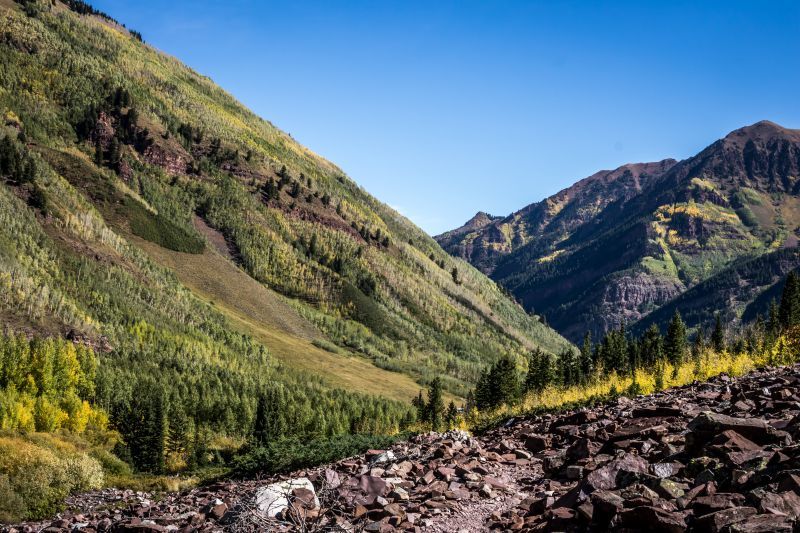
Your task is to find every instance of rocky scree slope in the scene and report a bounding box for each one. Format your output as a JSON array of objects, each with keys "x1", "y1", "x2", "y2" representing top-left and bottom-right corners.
[
  {"x1": 439, "y1": 122, "x2": 800, "y2": 342},
  {"x1": 10, "y1": 364, "x2": 800, "y2": 532}
]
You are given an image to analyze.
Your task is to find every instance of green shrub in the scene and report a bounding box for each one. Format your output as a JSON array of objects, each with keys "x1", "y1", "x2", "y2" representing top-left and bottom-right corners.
[
  {"x1": 232, "y1": 433, "x2": 408, "y2": 478},
  {"x1": 310, "y1": 338, "x2": 344, "y2": 354},
  {"x1": 124, "y1": 197, "x2": 205, "y2": 254},
  {"x1": 0, "y1": 474, "x2": 25, "y2": 523},
  {"x1": 63, "y1": 453, "x2": 104, "y2": 492},
  {"x1": 89, "y1": 448, "x2": 132, "y2": 477},
  {"x1": 736, "y1": 206, "x2": 758, "y2": 227},
  {"x1": 0, "y1": 437, "x2": 104, "y2": 521}
]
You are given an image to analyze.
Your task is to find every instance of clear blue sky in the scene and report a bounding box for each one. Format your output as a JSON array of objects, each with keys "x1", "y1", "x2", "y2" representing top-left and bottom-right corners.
[{"x1": 94, "y1": 0, "x2": 800, "y2": 235}]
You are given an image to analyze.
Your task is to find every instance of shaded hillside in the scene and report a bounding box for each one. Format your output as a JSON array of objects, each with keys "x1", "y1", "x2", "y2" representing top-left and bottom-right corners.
[
  {"x1": 440, "y1": 121, "x2": 800, "y2": 341},
  {"x1": 631, "y1": 247, "x2": 800, "y2": 334}
]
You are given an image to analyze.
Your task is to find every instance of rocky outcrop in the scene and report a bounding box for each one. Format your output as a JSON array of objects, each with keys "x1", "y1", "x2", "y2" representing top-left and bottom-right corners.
[
  {"x1": 142, "y1": 144, "x2": 188, "y2": 176},
  {"x1": 10, "y1": 364, "x2": 800, "y2": 532},
  {"x1": 578, "y1": 270, "x2": 685, "y2": 339},
  {"x1": 88, "y1": 112, "x2": 116, "y2": 151}
]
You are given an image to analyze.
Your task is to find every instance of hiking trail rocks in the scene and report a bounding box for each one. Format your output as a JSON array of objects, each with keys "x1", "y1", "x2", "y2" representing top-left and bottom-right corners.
[{"x1": 8, "y1": 364, "x2": 800, "y2": 531}]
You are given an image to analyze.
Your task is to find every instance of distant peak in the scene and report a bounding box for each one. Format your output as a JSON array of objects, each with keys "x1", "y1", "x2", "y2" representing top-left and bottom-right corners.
[
  {"x1": 724, "y1": 120, "x2": 800, "y2": 145},
  {"x1": 464, "y1": 211, "x2": 497, "y2": 229}
]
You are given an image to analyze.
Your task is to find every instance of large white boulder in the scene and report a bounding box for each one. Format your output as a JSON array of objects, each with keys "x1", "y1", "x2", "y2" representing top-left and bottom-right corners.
[{"x1": 254, "y1": 477, "x2": 320, "y2": 518}]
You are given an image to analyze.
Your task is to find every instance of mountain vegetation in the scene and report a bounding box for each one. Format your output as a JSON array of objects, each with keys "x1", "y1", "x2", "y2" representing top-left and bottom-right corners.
[
  {"x1": 0, "y1": 0, "x2": 572, "y2": 521},
  {"x1": 439, "y1": 122, "x2": 800, "y2": 343},
  {"x1": 466, "y1": 269, "x2": 800, "y2": 436}
]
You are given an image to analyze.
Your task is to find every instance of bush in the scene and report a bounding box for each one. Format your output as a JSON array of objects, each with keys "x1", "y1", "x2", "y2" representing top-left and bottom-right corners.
[
  {"x1": 232, "y1": 433, "x2": 407, "y2": 478},
  {"x1": 310, "y1": 338, "x2": 344, "y2": 354},
  {"x1": 63, "y1": 453, "x2": 104, "y2": 492},
  {"x1": 89, "y1": 448, "x2": 132, "y2": 477},
  {"x1": 0, "y1": 437, "x2": 104, "y2": 521},
  {"x1": 0, "y1": 474, "x2": 24, "y2": 523}
]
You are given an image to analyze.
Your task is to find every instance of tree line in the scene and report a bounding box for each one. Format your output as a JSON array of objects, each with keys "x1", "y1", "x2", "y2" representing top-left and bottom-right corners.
[{"x1": 469, "y1": 270, "x2": 800, "y2": 412}]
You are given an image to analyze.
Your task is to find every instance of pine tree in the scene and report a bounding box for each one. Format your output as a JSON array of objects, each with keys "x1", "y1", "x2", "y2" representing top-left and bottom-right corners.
[
  {"x1": 711, "y1": 313, "x2": 725, "y2": 352},
  {"x1": 94, "y1": 139, "x2": 104, "y2": 166},
  {"x1": 691, "y1": 328, "x2": 706, "y2": 362},
  {"x1": 779, "y1": 272, "x2": 800, "y2": 330},
  {"x1": 768, "y1": 299, "x2": 780, "y2": 338},
  {"x1": 166, "y1": 408, "x2": 189, "y2": 458},
  {"x1": 665, "y1": 310, "x2": 687, "y2": 366},
  {"x1": 640, "y1": 324, "x2": 663, "y2": 367},
  {"x1": 412, "y1": 390, "x2": 427, "y2": 422},
  {"x1": 263, "y1": 179, "x2": 279, "y2": 201},
  {"x1": 598, "y1": 325, "x2": 629, "y2": 374},
  {"x1": 524, "y1": 348, "x2": 554, "y2": 394},
  {"x1": 579, "y1": 332, "x2": 593, "y2": 382},
  {"x1": 654, "y1": 360, "x2": 665, "y2": 391},
  {"x1": 475, "y1": 369, "x2": 492, "y2": 410},
  {"x1": 464, "y1": 390, "x2": 475, "y2": 413},
  {"x1": 560, "y1": 348, "x2": 582, "y2": 387},
  {"x1": 491, "y1": 356, "x2": 520, "y2": 405},
  {"x1": 252, "y1": 386, "x2": 286, "y2": 444},
  {"x1": 524, "y1": 348, "x2": 543, "y2": 392},
  {"x1": 108, "y1": 137, "x2": 121, "y2": 169},
  {"x1": 445, "y1": 401, "x2": 458, "y2": 429},
  {"x1": 426, "y1": 378, "x2": 445, "y2": 431}
]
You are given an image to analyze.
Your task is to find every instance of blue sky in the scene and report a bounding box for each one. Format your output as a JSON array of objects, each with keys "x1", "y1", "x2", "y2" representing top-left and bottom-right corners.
[{"x1": 94, "y1": 0, "x2": 800, "y2": 235}]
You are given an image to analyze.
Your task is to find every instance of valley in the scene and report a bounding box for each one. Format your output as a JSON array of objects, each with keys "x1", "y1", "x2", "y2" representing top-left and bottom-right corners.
[{"x1": 1, "y1": 0, "x2": 799, "y2": 531}]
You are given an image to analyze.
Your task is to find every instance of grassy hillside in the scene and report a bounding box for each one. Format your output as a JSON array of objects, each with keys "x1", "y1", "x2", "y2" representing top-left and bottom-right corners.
[
  {"x1": 0, "y1": 0, "x2": 568, "y2": 395},
  {"x1": 0, "y1": 0, "x2": 572, "y2": 519}
]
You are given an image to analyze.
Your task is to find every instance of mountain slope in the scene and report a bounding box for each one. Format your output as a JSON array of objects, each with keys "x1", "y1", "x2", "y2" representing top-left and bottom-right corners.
[
  {"x1": 437, "y1": 159, "x2": 677, "y2": 274},
  {"x1": 439, "y1": 121, "x2": 800, "y2": 341},
  {"x1": 0, "y1": 0, "x2": 569, "y2": 415}
]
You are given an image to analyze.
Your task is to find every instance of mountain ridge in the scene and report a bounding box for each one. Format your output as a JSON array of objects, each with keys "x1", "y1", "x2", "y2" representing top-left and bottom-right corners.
[{"x1": 438, "y1": 120, "x2": 800, "y2": 340}]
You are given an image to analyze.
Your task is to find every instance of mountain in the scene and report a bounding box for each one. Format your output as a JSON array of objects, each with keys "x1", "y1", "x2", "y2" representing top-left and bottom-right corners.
[
  {"x1": 0, "y1": 0, "x2": 572, "y2": 511},
  {"x1": 438, "y1": 121, "x2": 800, "y2": 341},
  {"x1": 437, "y1": 159, "x2": 677, "y2": 274}
]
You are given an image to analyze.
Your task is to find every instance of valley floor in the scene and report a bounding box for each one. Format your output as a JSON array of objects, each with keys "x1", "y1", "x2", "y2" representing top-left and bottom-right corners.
[{"x1": 7, "y1": 364, "x2": 800, "y2": 532}]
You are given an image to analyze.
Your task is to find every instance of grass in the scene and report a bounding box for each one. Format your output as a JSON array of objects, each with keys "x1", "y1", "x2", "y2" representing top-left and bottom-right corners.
[{"x1": 130, "y1": 233, "x2": 433, "y2": 404}]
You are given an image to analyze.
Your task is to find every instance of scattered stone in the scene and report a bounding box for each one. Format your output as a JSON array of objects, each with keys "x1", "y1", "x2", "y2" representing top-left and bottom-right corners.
[
  {"x1": 254, "y1": 477, "x2": 319, "y2": 518},
  {"x1": 10, "y1": 366, "x2": 800, "y2": 532}
]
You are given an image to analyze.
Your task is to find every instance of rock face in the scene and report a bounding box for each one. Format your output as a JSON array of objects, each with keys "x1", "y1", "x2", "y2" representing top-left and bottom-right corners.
[
  {"x1": 142, "y1": 144, "x2": 188, "y2": 176},
  {"x1": 9, "y1": 364, "x2": 800, "y2": 532}
]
